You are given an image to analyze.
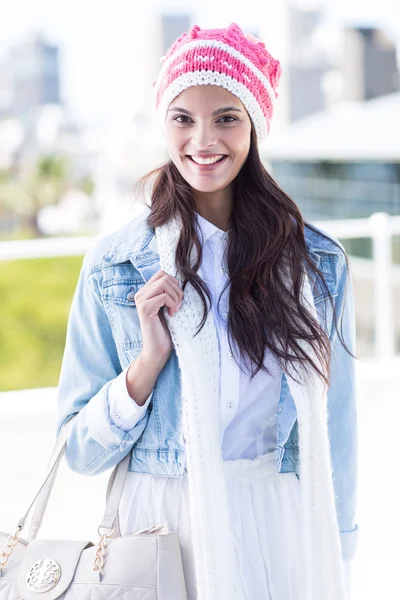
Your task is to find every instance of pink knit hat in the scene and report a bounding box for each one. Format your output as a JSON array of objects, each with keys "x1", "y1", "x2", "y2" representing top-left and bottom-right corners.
[{"x1": 153, "y1": 22, "x2": 282, "y2": 142}]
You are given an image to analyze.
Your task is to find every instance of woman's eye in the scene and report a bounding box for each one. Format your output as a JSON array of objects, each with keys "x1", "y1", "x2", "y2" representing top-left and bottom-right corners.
[
  {"x1": 174, "y1": 115, "x2": 192, "y2": 123},
  {"x1": 218, "y1": 116, "x2": 237, "y2": 123}
]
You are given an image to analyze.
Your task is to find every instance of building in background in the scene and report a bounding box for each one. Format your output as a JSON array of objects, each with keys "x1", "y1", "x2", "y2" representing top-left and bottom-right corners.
[
  {"x1": 286, "y1": 2, "x2": 330, "y2": 122},
  {"x1": 4, "y1": 32, "x2": 61, "y2": 118},
  {"x1": 258, "y1": 0, "x2": 333, "y2": 127},
  {"x1": 0, "y1": 31, "x2": 105, "y2": 238},
  {"x1": 342, "y1": 26, "x2": 399, "y2": 102},
  {"x1": 160, "y1": 13, "x2": 191, "y2": 53},
  {"x1": 259, "y1": 1, "x2": 399, "y2": 128},
  {"x1": 262, "y1": 90, "x2": 400, "y2": 278},
  {"x1": 132, "y1": 12, "x2": 191, "y2": 125}
]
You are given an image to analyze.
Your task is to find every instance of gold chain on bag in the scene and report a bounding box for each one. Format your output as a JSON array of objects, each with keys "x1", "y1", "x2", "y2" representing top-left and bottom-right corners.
[
  {"x1": 0, "y1": 526, "x2": 22, "y2": 574},
  {"x1": 93, "y1": 526, "x2": 114, "y2": 574}
]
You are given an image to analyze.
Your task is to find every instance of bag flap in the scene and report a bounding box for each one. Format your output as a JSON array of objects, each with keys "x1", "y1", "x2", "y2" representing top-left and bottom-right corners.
[{"x1": 17, "y1": 539, "x2": 93, "y2": 600}]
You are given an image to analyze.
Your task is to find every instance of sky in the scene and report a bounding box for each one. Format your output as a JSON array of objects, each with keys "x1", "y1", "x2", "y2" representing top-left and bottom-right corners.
[{"x1": 0, "y1": 0, "x2": 398, "y2": 125}]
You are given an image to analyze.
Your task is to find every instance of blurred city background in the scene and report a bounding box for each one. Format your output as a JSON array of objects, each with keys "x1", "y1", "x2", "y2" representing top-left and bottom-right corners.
[{"x1": 0, "y1": 1, "x2": 399, "y2": 598}]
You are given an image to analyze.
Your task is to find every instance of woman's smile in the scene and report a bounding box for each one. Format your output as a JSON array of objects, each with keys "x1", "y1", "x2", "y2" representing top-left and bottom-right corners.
[{"x1": 186, "y1": 154, "x2": 229, "y2": 172}]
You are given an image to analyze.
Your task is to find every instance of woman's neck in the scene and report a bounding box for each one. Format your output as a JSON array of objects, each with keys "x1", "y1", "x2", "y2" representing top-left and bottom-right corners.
[{"x1": 193, "y1": 186, "x2": 232, "y2": 232}]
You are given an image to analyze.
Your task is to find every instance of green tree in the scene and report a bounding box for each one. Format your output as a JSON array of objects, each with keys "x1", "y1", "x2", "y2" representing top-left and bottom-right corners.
[
  {"x1": 21, "y1": 154, "x2": 70, "y2": 236},
  {"x1": 0, "y1": 154, "x2": 95, "y2": 238}
]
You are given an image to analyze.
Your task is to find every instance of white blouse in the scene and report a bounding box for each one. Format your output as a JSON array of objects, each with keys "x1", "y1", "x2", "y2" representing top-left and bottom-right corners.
[{"x1": 108, "y1": 211, "x2": 282, "y2": 461}]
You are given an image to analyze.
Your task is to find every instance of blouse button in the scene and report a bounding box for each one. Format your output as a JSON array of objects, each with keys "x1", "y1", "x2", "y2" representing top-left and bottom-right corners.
[
  {"x1": 127, "y1": 291, "x2": 136, "y2": 302},
  {"x1": 227, "y1": 401, "x2": 233, "y2": 409},
  {"x1": 228, "y1": 351, "x2": 234, "y2": 359}
]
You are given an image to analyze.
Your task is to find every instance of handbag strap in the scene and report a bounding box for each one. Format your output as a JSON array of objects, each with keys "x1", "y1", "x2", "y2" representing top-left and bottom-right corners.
[{"x1": 18, "y1": 415, "x2": 129, "y2": 542}]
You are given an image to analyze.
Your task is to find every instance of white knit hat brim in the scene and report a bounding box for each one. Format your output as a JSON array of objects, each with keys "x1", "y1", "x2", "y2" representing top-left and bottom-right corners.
[{"x1": 154, "y1": 71, "x2": 269, "y2": 143}]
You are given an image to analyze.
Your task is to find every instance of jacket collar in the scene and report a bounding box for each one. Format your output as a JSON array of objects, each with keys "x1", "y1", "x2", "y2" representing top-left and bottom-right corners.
[{"x1": 102, "y1": 209, "x2": 158, "y2": 268}]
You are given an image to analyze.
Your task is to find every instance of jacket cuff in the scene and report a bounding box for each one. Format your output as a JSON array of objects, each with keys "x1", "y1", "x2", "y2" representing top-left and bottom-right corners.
[
  {"x1": 340, "y1": 523, "x2": 360, "y2": 561},
  {"x1": 108, "y1": 365, "x2": 153, "y2": 431}
]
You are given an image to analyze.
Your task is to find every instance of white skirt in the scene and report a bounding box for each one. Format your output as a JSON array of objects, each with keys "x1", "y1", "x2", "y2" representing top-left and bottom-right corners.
[{"x1": 118, "y1": 450, "x2": 305, "y2": 600}]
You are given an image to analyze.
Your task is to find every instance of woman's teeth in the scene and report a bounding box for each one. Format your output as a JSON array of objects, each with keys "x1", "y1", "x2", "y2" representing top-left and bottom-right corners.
[{"x1": 189, "y1": 155, "x2": 226, "y2": 165}]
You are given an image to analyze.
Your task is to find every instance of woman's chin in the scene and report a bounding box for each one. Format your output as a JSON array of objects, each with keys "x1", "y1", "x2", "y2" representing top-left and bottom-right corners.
[{"x1": 182, "y1": 172, "x2": 231, "y2": 193}]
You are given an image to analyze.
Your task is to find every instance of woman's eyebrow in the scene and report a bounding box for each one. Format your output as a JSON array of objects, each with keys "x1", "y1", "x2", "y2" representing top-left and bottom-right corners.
[{"x1": 168, "y1": 106, "x2": 243, "y2": 116}]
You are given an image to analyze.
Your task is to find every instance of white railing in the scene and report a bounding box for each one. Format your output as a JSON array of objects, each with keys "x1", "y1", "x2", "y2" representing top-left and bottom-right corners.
[
  {"x1": 0, "y1": 235, "x2": 97, "y2": 260},
  {"x1": 1, "y1": 211, "x2": 400, "y2": 358}
]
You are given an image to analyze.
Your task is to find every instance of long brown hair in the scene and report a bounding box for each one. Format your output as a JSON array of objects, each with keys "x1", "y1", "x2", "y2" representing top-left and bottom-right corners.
[{"x1": 136, "y1": 125, "x2": 353, "y2": 386}]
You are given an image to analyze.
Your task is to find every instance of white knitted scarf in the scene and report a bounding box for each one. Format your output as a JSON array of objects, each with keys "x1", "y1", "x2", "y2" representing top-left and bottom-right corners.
[{"x1": 155, "y1": 212, "x2": 347, "y2": 600}]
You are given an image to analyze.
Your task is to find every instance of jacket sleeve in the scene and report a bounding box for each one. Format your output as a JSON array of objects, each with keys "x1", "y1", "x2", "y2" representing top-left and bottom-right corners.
[
  {"x1": 327, "y1": 252, "x2": 360, "y2": 562},
  {"x1": 55, "y1": 255, "x2": 151, "y2": 475}
]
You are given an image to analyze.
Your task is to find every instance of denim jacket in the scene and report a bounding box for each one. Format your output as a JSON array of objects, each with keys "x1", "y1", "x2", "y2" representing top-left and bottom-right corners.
[{"x1": 55, "y1": 209, "x2": 359, "y2": 562}]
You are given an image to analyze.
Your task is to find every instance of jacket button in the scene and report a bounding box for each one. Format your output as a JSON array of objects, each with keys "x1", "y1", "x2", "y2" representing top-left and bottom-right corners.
[{"x1": 127, "y1": 291, "x2": 136, "y2": 302}]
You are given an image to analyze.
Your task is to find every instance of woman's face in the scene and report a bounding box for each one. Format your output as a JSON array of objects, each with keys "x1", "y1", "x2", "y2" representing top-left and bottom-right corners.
[{"x1": 164, "y1": 85, "x2": 252, "y2": 195}]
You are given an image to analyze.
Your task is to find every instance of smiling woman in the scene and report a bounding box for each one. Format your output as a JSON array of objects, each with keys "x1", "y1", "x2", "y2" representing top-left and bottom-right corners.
[
  {"x1": 165, "y1": 87, "x2": 251, "y2": 198},
  {"x1": 55, "y1": 22, "x2": 358, "y2": 600}
]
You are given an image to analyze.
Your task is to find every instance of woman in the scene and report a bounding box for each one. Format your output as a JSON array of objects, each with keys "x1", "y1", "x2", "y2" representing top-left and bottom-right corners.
[{"x1": 56, "y1": 23, "x2": 359, "y2": 600}]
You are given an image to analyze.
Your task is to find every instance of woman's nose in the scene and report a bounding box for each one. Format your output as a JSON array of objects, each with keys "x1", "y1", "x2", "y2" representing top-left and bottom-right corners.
[{"x1": 191, "y1": 122, "x2": 217, "y2": 149}]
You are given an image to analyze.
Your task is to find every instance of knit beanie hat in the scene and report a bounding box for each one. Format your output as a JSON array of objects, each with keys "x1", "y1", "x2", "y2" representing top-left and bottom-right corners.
[{"x1": 152, "y1": 22, "x2": 282, "y2": 143}]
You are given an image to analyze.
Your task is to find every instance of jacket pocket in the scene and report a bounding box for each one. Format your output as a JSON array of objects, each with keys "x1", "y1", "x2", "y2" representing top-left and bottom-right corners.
[{"x1": 103, "y1": 278, "x2": 144, "y2": 350}]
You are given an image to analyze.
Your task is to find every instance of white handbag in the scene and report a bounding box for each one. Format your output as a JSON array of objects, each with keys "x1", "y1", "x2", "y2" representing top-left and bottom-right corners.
[{"x1": 0, "y1": 416, "x2": 188, "y2": 600}]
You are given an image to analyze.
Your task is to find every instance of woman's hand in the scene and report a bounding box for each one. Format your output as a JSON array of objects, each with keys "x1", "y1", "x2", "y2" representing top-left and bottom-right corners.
[{"x1": 134, "y1": 269, "x2": 184, "y2": 365}]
